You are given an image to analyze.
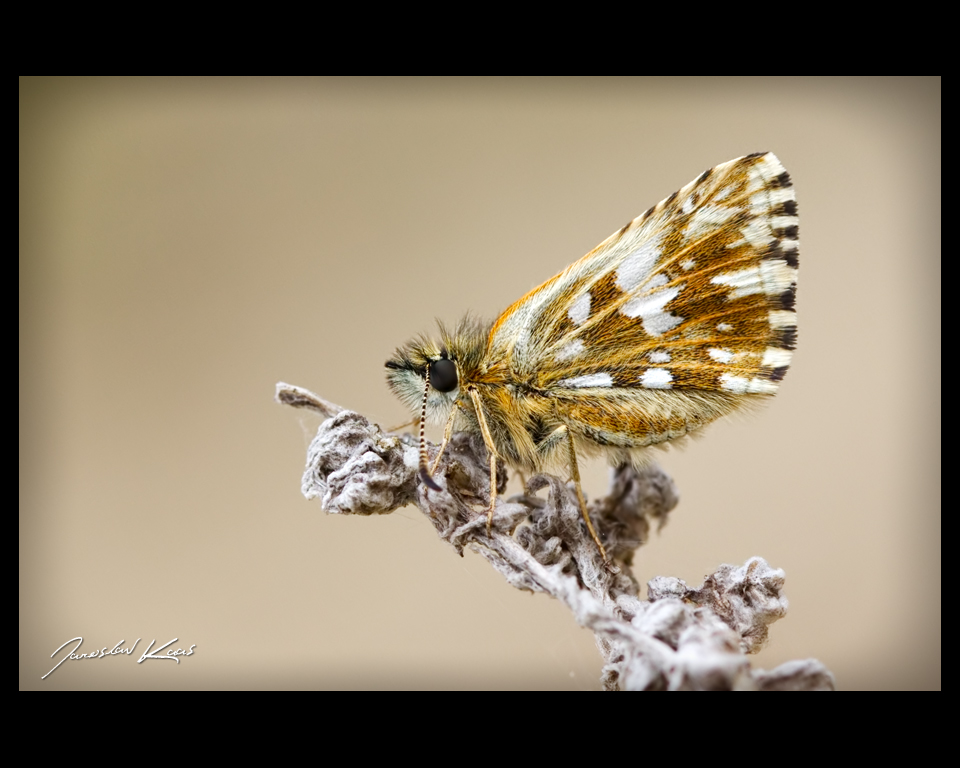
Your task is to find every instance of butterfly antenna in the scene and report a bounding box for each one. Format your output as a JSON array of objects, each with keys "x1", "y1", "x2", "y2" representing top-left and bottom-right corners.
[{"x1": 418, "y1": 369, "x2": 442, "y2": 491}]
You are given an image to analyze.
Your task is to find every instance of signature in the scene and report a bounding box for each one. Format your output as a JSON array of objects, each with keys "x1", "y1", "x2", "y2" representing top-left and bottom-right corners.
[{"x1": 42, "y1": 637, "x2": 197, "y2": 680}]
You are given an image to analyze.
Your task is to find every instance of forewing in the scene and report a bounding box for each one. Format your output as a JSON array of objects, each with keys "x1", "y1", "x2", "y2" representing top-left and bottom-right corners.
[{"x1": 488, "y1": 152, "x2": 798, "y2": 398}]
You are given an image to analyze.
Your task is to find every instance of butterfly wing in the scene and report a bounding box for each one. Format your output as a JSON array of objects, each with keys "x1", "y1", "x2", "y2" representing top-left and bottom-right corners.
[{"x1": 486, "y1": 152, "x2": 798, "y2": 448}]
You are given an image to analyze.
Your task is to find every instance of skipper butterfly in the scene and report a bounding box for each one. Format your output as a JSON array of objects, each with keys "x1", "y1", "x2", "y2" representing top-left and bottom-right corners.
[{"x1": 386, "y1": 152, "x2": 798, "y2": 562}]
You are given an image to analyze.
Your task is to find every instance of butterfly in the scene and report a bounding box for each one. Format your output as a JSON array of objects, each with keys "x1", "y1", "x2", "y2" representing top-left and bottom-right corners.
[{"x1": 385, "y1": 152, "x2": 798, "y2": 562}]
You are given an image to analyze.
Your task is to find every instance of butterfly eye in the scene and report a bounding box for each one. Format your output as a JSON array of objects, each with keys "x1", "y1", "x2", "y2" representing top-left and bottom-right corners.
[{"x1": 429, "y1": 359, "x2": 458, "y2": 393}]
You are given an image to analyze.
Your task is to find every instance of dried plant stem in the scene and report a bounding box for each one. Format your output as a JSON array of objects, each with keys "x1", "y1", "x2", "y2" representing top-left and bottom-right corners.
[{"x1": 277, "y1": 382, "x2": 834, "y2": 691}]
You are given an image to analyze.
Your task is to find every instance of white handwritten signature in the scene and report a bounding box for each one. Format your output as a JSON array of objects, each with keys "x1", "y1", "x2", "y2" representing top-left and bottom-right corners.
[{"x1": 43, "y1": 637, "x2": 197, "y2": 680}]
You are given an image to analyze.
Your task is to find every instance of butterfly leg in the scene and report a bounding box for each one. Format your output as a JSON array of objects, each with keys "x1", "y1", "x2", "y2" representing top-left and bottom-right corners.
[
  {"x1": 467, "y1": 387, "x2": 499, "y2": 531},
  {"x1": 387, "y1": 416, "x2": 419, "y2": 433},
  {"x1": 429, "y1": 405, "x2": 459, "y2": 475},
  {"x1": 559, "y1": 426, "x2": 609, "y2": 564}
]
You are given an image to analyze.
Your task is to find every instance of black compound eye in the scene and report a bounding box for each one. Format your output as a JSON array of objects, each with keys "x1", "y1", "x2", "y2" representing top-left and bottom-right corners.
[{"x1": 429, "y1": 359, "x2": 458, "y2": 393}]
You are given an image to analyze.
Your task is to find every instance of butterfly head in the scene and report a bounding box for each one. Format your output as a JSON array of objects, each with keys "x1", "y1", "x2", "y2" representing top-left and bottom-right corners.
[
  {"x1": 385, "y1": 338, "x2": 462, "y2": 426},
  {"x1": 385, "y1": 317, "x2": 489, "y2": 423}
]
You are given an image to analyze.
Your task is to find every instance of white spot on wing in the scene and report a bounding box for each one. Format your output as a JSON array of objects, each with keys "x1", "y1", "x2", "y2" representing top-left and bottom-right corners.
[
  {"x1": 622, "y1": 285, "x2": 684, "y2": 336},
  {"x1": 768, "y1": 311, "x2": 795, "y2": 329},
  {"x1": 754, "y1": 153, "x2": 786, "y2": 182},
  {"x1": 768, "y1": 187, "x2": 796, "y2": 206},
  {"x1": 745, "y1": 170, "x2": 765, "y2": 195},
  {"x1": 649, "y1": 273, "x2": 668, "y2": 288},
  {"x1": 684, "y1": 204, "x2": 737, "y2": 241},
  {"x1": 711, "y1": 267, "x2": 763, "y2": 299},
  {"x1": 719, "y1": 373, "x2": 778, "y2": 394},
  {"x1": 708, "y1": 348, "x2": 734, "y2": 363},
  {"x1": 555, "y1": 339, "x2": 585, "y2": 362},
  {"x1": 616, "y1": 239, "x2": 662, "y2": 293},
  {"x1": 759, "y1": 259, "x2": 797, "y2": 295},
  {"x1": 568, "y1": 292, "x2": 591, "y2": 325},
  {"x1": 558, "y1": 373, "x2": 613, "y2": 389},
  {"x1": 716, "y1": 322, "x2": 733, "y2": 333},
  {"x1": 649, "y1": 350, "x2": 671, "y2": 363},
  {"x1": 770, "y1": 215, "x2": 799, "y2": 231},
  {"x1": 749, "y1": 187, "x2": 795, "y2": 217},
  {"x1": 641, "y1": 368, "x2": 673, "y2": 389},
  {"x1": 680, "y1": 259, "x2": 696, "y2": 271},
  {"x1": 719, "y1": 374, "x2": 748, "y2": 393},
  {"x1": 740, "y1": 219, "x2": 775, "y2": 248},
  {"x1": 762, "y1": 347, "x2": 793, "y2": 368}
]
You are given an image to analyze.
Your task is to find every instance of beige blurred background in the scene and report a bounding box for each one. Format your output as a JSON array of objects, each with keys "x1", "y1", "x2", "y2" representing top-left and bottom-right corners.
[{"x1": 20, "y1": 77, "x2": 940, "y2": 690}]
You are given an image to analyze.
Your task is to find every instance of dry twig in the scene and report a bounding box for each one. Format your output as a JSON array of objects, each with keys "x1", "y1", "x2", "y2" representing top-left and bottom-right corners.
[{"x1": 277, "y1": 381, "x2": 834, "y2": 691}]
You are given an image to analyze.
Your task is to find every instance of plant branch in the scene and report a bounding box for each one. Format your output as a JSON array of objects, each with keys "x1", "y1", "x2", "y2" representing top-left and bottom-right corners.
[{"x1": 276, "y1": 382, "x2": 834, "y2": 691}]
